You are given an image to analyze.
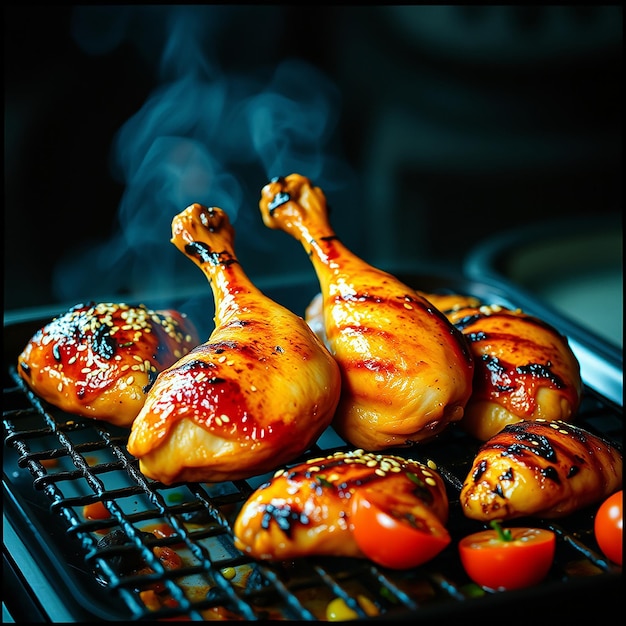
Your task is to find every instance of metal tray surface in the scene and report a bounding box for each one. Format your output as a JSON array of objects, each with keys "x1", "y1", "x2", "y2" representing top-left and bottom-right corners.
[{"x1": 3, "y1": 270, "x2": 623, "y2": 622}]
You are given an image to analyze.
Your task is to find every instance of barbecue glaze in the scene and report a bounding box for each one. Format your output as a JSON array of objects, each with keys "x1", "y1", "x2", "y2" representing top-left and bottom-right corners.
[
  {"x1": 259, "y1": 174, "x2": 474, "y2": 450},
  {"x1": 233, "y1": 449, "x2": 449, "y2": 561},
  {"x1": 460, "y1": 419, "x2": 623, "y2": 520},
  {"x1": 127, "y1": 204, "x2": 341, "y2": 484},
  {"x1": 422, "y1": 293, "x2": 583, "y2": 441},
  {"x1": 17, "y1": 302, "x2": 199, "y2": 427}
]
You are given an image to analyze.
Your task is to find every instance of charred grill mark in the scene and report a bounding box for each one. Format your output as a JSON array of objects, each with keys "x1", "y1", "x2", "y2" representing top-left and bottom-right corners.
[
  {"x1": 517, "y1": 362, "x2": 565, "y2": 388},
  {"x1": 179, "y1": 359, "x2": 219, "y2": 374},
  {"x1": 185, "y1": 241, "x2": 238, "y2": 267},
  {"x1": 260, "y1": 503, "x2": 309, "y2": 536},
  {"x1": 480, "y1": 354, "x2": 563, "y2": 392},
  {"x1": 453, "y1": 313, "x2": 484, "y2": 332},
  {"x1": 482, "y1": 355, "x2": 516, "y2": 392}
]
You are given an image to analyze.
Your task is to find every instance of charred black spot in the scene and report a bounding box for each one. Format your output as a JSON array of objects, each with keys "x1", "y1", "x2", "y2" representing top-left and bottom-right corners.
[
  {"x1": 516, "y1": 362, "x2": 564, "y2": 388},
  {"x1": 494, "y1": 483, "x2": 505, "y2": 498},
  {"x1": 472, "y1": 459, "x2": 488, "y2": 482},
  {"x1": 268, "y1": 191, "x2": 290, "y2": 213},
  {"x1": 503, "y1": 426, "x2": 558, "y2": 462},
  {"x1": 185, "y1": 241, "x2": 238, "y2": 267},
  {"x1": 91, "y1": 324, "x2": 116, "y2": 360},
  {"x1": 541, "y1": 465, "x2": 561, "y2": 483},
  {"x1": 260, "y1": 503, "x2": 309, "y2": 537},
  {"x1": 567, "y1": 465, "x2": 580, "y2": 479},
  {"x1": 52, "y1": 343, "x2": 62, "y2": 361}
]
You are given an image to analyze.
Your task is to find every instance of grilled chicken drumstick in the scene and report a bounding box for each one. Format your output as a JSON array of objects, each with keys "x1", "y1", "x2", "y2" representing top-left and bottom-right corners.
[
  {"x1": 460, "y1": 419, "x2": 622, "y2": 521},
  {"x1": 421, "y1": 293, "x2": 583, "y2": 441},
  {"x1": 127, "y1": 204, "x2": 341, "y2": 484},
  {"x1": 233, "y1": 449, "x2": 449, "y2": 563},
  {"x1": 17, "y1": 303, "x2": 199, "y2": 427},
  {"x1": 259, "y1": 174, "x2": 473, "y2": 450}
]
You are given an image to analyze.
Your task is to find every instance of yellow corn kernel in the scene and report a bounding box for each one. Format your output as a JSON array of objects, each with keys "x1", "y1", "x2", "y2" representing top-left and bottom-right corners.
[{"x1": 325, "y1": 594, "x2": 379, "y2": 621}]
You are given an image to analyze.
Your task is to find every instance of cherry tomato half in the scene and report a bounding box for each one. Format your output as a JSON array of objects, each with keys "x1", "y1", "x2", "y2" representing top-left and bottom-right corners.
[
  {"x1": 458, "y1": 524, "x2": 555, "y2": 591},
  {"x1": 350, "y1": 490, "x2": 451, "y2": 570},
  {"x1": 594, "y1": 490, "x2": 623, "y2": 566}
]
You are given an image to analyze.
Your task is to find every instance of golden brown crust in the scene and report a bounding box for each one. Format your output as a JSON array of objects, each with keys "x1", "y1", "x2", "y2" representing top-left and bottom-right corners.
[
  {"x1": 17, "y1": 303, "x2": 199, "y2": 427},
  {"x1": 127, "y1": 204, "x2": 342, "y2": 484},
  {"x1": 421, "y1": 293, "x2": 583, "y2": 441},
  {"x1": 460, "y1": 419, "x2": 622, "y2": 520},
  {"x1": 261, "y1": 175, "x2": 474, "y2": 450},
  {"x1": 233, "y1": 449, "x2": 449, "y2": 561}
]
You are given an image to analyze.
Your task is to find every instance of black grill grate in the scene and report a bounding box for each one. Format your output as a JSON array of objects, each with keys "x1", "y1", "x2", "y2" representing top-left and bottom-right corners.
[
  {"x1": 3, "y1": 273, "x2": 623, "y2": 621},
  {"x1": 3, "y1": 364, "x2": 622, "y2": 621}
]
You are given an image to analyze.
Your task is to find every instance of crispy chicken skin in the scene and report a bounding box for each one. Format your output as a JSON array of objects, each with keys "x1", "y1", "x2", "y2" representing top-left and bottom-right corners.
[
  {"x1": 421, "y1": 293, "x2": 583, "y2": 441},
  {"x1": 127, "y1": 204, "x2": 342, "y2": 484},
  {"x1": 259, "y1": 174, "x2": 474, "y2": 450},
  {"x1": 460, "y1": 419, "x2": 622, "y2": 521},
  {"x1": 233, "y1": 449, "x2": 449, "y2": 561},
  {"x1": 17, "y1": 303, "x2": 199, "y2": 427}
]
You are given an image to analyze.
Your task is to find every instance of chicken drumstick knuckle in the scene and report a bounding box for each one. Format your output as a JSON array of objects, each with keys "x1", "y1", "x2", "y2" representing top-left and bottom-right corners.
[
  {"x1": 127, "y1": 203, "x2": 342, "y2": 484},
  {"x1": 260, "y1": 174, "x2": 474, "y2": 450}
]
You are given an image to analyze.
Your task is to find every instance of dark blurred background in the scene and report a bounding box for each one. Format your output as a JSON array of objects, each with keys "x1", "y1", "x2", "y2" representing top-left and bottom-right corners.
[{"x1": 4, "y1": 6, "x2": 622, "y2": 314}]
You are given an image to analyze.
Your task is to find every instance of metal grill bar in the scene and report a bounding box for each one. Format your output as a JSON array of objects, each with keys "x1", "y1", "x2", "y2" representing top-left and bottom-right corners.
[{"x1": 3, "y1": 302, "x2": 623, "y2": 621}]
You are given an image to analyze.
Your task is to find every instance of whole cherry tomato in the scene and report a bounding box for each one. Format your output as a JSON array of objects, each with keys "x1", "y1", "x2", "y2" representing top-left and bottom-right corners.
[
  {"x1": 458, "y1": 522, "x2": 555, "y2": 591},
  {"x1": 350, "y1": 490, "x2": 451, "y2": 570},
  {"x1": 594, "y1": 490, "x2": 622, "y2": 566}
]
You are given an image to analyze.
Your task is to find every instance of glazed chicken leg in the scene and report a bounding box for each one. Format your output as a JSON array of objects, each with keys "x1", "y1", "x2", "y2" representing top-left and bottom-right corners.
[
  {"x1": 421, "y1": 293, "x2": 583, "y2": 441},
  {"x1": 127, "y1": 204, "x2": 341, "y2": 484},
  {"x1": 259, "y1": 174, "x2": 474, "y2": 450},
  {"x1": 460, "y1": 419, "x2": 622, "y2": 520},
  {"x1": 17, "y1": 302, "x2": 199, "y2": 427}
]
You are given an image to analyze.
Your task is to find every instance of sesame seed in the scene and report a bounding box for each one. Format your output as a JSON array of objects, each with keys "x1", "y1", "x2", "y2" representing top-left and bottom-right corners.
[
  {"x1": 218, "y1": 355, "x2": 227, "y2": 363},
  {"x1": 404, "y1": 303, "x2": 413, "y2": 310},
  {"x1": 220, "y1": 414, "x2": 230, "y2": 423},
  {"x1": 425, "y1": 477, "x2": 437, "y2": 486},
  {"x1": 215, "y1": 416, "x2": 223, "y2": 426}
]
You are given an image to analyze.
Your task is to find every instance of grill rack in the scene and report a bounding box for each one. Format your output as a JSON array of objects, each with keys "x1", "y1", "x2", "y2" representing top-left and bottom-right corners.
[{"x1": 3, "y1": 272, "x2": 623, "y2": 621}]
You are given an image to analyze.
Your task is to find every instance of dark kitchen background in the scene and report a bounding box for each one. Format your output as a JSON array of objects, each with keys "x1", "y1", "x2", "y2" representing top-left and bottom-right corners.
[{"x1": 4, "y1": 6, "x2": 622, "y2": 317}]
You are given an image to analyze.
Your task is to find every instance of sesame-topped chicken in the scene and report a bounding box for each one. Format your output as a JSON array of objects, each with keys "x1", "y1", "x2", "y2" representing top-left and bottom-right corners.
[
  {"x1": 17, "y1": 303, "x2": 199, "y2": 427},
  {"x1": 259, "y1": 174, "x2": 474, "y2": 451},
  {"x1": 126, "y1": 204, "x2": 342, "y2": 484},
  {"x1": 233, "y1": 449, "x2": 450, "y2": 566},
  {"x1": 420, "y1": 293, "x2": 583, "y2": 441},
  {"x1": 460, "y1": 419, "x2": 622, "y2": 521}
]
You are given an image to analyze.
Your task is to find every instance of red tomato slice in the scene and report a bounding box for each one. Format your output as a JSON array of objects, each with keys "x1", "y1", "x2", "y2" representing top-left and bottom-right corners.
[
  {"x1": 458, "y1": 525, "x2": 555, "y2": 591},
  {"x1": 350, "y1": 490, "x2": 451, "y2": 570},
  {"x1": 594, "y1": 490, "x2": 623, "y2": 566}
]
